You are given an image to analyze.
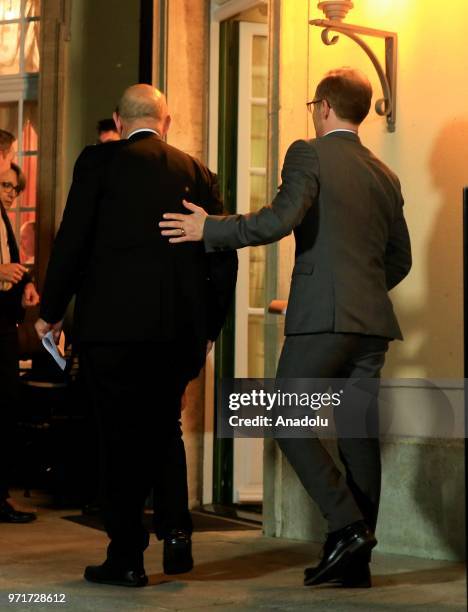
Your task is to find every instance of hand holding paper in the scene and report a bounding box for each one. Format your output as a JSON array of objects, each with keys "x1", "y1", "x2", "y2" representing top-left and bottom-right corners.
[
  {"x1": 35, "y1": 317, "x2": 63, "y2": 343},
  {"x1": 41, "y1": 330, "x2": 66, "y2": 371}
]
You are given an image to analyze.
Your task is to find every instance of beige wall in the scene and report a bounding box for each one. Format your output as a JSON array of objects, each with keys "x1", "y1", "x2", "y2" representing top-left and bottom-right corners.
[
  {"x1": 277, "y1": 0, "x2": 468, "y2": 379},
  {"x1": 166, "y1": 0, "x2": 211, "y2": 508},
  {"x1": 276, "y1": 0, "x2": 310, "y2": 325},
  {"x1": 166, "y1": 0, "x2": 209, "y2": 161},
  {"x1": 268, "y1": 3, "x2": 466, "y2": 556}
]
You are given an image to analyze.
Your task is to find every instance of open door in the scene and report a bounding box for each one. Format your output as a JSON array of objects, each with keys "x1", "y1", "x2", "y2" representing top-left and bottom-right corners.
[
  {"x1": 233, "y1": 20, "x2": 268, "y2": 503},
  {"x1": 210, "y1": 3, "x2": 269, "y2": 509}
]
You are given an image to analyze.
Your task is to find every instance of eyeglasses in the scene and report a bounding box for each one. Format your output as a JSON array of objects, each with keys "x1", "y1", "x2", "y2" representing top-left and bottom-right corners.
[
  {"x1": 306, "y1": 98, "x2": 329, "y2": 113},
  {"x1": 0, "y1": 181, "x2": 21, "y2": 196}
]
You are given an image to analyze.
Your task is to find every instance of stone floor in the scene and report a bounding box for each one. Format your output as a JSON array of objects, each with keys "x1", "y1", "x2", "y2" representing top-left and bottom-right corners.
[{"x1": 0, "y1": 492, "x2": 465, "y2": 612}]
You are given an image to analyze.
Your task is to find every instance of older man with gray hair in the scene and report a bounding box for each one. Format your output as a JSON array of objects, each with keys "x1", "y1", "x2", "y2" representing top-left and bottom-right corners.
[{"x1": 36, "y1": 84, "x2": 238, "y2": 587}]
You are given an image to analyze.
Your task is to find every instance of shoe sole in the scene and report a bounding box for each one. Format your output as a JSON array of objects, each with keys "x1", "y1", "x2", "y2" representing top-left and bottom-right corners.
[
  {"x1": 0, "y1": 520, "x2": 37, "y2": 523},
  {"x1": 324, "y1": 575, "x2": 372, "y2": 588},
  {"x1": 84, "y1": 574, "x2": 148, "y2": 588},
  {"x1": 163, "y1": 560, "x2": 194, "y2": 575},
  {"x1": 163, "y1": 542, "x2": 193, "y2": 575},
  {"x1": 340, "y1": 580, "x2": 372, "y2": 588},
  {"x1": 304, "y1": 536, "x2": 376, "y2": 587}
]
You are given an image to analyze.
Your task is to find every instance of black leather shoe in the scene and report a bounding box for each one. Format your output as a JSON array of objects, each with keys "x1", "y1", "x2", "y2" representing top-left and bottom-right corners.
[
  {"x1": 0, "y1": 500, "x2": 37, "y2": 523},
  {"x1": 163, "y1": 529, "x2": 193, "y2": 575},
  {"x1": 305, "y1": 560, "x2": 372, "y2": 588},
  {"x1": 84, "y1": 562, "x2": 148, "y2": 587},
  {"x1": 304, "y1": 521, "x2": 376, "y2": 587}
]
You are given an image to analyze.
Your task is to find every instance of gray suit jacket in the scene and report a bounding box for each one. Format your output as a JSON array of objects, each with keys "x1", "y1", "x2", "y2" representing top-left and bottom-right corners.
[{"x1": 204, "y1": 131, "x2": 411, "y2": 340}]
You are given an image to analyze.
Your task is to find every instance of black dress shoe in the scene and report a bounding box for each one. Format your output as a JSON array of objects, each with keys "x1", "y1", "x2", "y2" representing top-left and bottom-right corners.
[
  {"x1": 0, "y1": 500, "x2": 37, "y2": 523},
  {"x1": 305, "y1": 560, "x2": 372, "y2": 588},
  {"x1": 304, "y1": 521, "x2": 376, "y2": 587},
  {"x1": 84, "y1": 562, "x2": 148, "y2": 587},
  {"x1": 163, "y1": 529, "x2": 193, "y2": 575}
]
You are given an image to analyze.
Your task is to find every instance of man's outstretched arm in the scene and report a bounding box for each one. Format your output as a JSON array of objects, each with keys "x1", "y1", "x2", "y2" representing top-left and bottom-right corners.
[{"x1": 160, "y1": 140, "x2": 319, "y2": 251}]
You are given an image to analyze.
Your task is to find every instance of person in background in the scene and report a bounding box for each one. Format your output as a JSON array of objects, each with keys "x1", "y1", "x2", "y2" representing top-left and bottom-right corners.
[
  {"x1": 96, "y1": 118, "x2": 120, "y2": 144},
  {"x1": 20, "y1": 221, "x2": 35, "y2": 265},
  {"x1": 0, "y1": 134, "x2": 40, "y2": 523}
]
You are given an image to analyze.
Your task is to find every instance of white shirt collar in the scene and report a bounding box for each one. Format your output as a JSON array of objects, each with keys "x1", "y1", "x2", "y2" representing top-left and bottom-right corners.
[
  {"x1": 127, "y1": 128, "x2": 160, "y2": 139},
  {"x1": 323, "y1": 128, "x2": 358, "y2": 137}
]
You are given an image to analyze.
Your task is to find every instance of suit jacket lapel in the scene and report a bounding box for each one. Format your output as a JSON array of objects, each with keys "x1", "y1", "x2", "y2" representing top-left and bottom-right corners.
[{"x1": 0, "y1": 202, "x2": 19, "y2": 262}]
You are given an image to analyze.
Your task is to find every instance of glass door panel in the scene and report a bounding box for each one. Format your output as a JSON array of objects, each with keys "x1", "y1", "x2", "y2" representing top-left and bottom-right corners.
[{"x1": 233, "y1": 21, "x2": 268, "y2": 504}]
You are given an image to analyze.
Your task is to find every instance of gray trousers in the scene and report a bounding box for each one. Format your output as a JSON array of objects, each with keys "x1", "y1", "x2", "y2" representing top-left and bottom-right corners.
[{"x1": 276, "y1": 332, "x2": 389, "y2": 534}]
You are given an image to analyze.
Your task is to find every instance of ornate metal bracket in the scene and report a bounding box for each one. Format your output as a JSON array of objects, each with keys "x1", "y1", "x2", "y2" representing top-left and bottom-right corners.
[{"x1": 310, "y1": 19, "x2": 398, "y2": 132}]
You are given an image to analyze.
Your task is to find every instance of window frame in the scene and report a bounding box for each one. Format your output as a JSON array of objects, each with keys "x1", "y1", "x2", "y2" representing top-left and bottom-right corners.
[{"x1": 0, "y1": 0, "x2": 40, "y2": 257}]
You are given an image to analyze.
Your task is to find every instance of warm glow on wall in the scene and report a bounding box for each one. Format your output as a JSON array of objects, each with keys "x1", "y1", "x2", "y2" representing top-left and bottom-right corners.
[{"x1": 371, "y1": 0, "x2": 393, "y2": 13}]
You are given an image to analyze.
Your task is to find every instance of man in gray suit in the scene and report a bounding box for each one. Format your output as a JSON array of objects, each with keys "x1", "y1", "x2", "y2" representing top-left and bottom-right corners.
[{"x1": 160, "y1": 68, "x2": 411, "y2": 588}]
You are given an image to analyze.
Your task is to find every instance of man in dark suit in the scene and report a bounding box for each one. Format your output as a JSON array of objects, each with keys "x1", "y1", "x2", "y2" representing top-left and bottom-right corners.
[
  {"x1": 0, "y1": 133, "x2": 40, "y2": 523},
  {"x1": 160, "y1": 68, "x2": 411, "y2": 588},
  {"x1": 35, "y1": 85, "x2": 237, "y2": 587}
]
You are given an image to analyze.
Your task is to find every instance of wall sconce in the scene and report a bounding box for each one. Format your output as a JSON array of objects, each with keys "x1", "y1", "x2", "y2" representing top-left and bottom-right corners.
[{"x1": 310, "y1": 1, "x2": 397, "y2": 132}]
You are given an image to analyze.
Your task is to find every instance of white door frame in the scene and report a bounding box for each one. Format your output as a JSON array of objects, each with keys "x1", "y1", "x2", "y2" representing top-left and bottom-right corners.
[
  {"x1": 233, "y1": 20, "x2": 267, "y2": 504},
  {"x1": 203, "y1": 0, "x2": 268, "y2": 505}
]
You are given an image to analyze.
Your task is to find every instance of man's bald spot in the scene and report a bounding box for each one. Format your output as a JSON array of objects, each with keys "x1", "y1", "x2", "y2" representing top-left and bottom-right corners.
[{"x1": 118, "y1": 84, "x2": 168, "y2": 122}]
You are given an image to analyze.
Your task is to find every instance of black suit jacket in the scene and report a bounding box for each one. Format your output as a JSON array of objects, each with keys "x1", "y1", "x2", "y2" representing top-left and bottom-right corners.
[
  {"x1": 40, "y1": 132, "x2": 237, "y2": 359},
  {"x1": 204, "y1": 131, "x2": 411, "y2": 340},
  {"x1": 0, "y1": 203, "x2": 30, "y2": 333}
]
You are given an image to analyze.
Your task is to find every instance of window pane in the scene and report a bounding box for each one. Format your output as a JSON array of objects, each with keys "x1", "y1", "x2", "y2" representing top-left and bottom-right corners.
[
  {"x1": 252, "y1": 35, "x2": 267, "y2": 98},
  {"x1": 0, "y1": 22, "x2": 20, "y2": 74},
  {"x1": 249, "y1": 245, "x2": 266, "y2": 308},
  {"x1": 0, "y1": 100, "x2": 18, "y2": 135},
  {"x1": 25, "y1": 0, "x2": 40, "y2": 18},
  {"x1": 24, "y1": 19, "x2": 39, "y2": 72},
  {"x1": 248, "y1": 315, "x2": 265, "y2": 378},
  {"x1": 0, "y1": 0, "x2": 21, "y2": 21},
  {"x1": 250, "y1": 173, "x2": 266, "y2": 213},
  {"x1": 249, "y1": 174, "x2": 267, "y2": 307},
  {"x1": 19, "y1": 210, "x2": 35, "y2": 264},
  {"x1": 19, "y1": 154, "x2": 36, "y2": 206},
  {"x1": 250, "y1": 104, "x2": 267, "y2": 168},
  {"x1": 23, "y1": 100, "x2": 38, "y2": 150}
]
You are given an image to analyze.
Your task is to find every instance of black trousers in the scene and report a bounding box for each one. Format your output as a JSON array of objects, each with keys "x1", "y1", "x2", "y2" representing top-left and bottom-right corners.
[
  {"x1": 276, "y1": 332, "x2": 389, "y2": 536},
  {"x1": 80, "y1": 341, "x2": 202, "y2": 570},
  {"x1": 0, "y1": 330, "x2": 18, "y2": 501}
]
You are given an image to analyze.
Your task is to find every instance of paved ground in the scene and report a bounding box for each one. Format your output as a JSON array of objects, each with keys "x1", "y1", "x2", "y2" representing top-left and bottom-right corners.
[{"x1": 0, "y1": 493, "x2": 465, "y2": 611}]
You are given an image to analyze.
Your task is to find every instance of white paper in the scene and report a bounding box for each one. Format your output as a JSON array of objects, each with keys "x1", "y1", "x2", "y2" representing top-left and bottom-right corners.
[{"x1": 42, "y1": 331, "x2": 67, "y2": 371}]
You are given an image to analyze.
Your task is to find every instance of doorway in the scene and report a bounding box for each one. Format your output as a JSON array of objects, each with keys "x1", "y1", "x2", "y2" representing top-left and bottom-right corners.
[
  {"x1": 234, "y1": 19, "x2": 268, "y2": 504},
  {"x1": 209, "y1": 1, "x2": 269, "y2": 511}
]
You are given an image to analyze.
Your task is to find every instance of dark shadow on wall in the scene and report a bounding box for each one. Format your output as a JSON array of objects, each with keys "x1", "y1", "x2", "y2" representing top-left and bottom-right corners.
[
  {"x1": 383, "y1": 120, "x2": 468, "y2": 561},
  {"x1": 386, "y1": 119, "x2": 468, "y2": 379},
  {"x1": 67, "y1": 0, "x2": 140, "y2": 153}
]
